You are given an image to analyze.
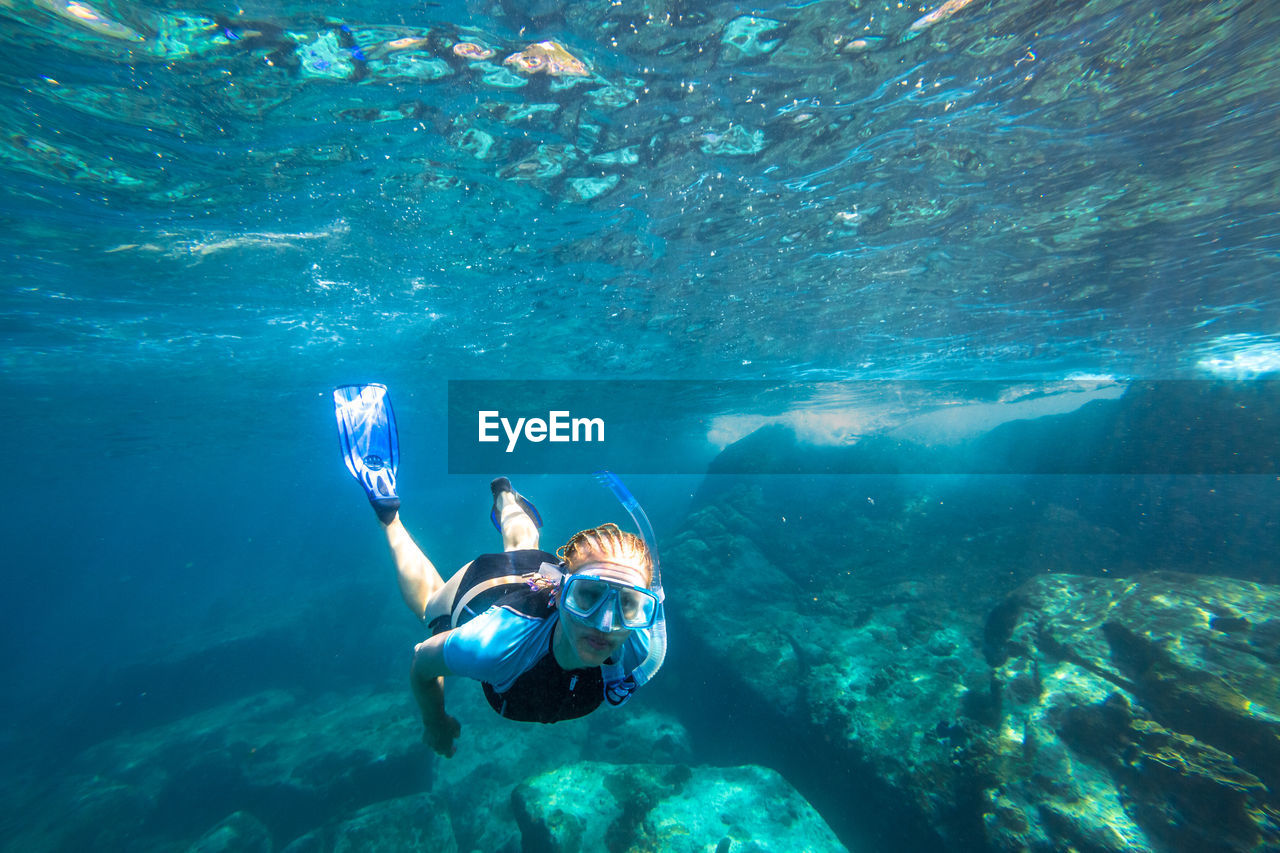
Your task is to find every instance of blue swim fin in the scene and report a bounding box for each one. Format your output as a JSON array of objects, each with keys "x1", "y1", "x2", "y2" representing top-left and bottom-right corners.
[
  {"x1": 334, "y1": 383, "x2": 400, "y2": 522},
  {"x1": 490, "y1": 476, "x2": 542, "y2": 532}
]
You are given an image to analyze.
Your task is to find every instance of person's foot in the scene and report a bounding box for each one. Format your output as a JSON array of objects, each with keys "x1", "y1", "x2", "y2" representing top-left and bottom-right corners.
[
  {"x1": 372, "y1": 496, "x2": 400, "y2": 525},
  {"x1": 490, "y1": 477, "x2": 543, "y2": 532}
]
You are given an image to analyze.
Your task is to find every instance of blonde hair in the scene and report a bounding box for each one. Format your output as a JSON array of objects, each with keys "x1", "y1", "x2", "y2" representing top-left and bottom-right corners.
[{"x1": 558, "y1": 522, "x2": 653, "y2": 586}]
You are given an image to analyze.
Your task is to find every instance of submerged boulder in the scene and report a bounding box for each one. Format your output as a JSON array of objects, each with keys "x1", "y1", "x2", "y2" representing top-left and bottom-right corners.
[
  {"x1": 666, "y1": 487, "x2": 1000, "y2": 848},
  {"x1": 667, "y1": 478, "x2": 1280, "y2": 852},
  {"x1": 431, "y1": 685, "x2": 694, "y2": 853},
  {"x1": 278, "y1": 793, "x2": 455, "y2": 853},
  {"x1": 2, "y1": 770, "x2": 155, "y2": 852},
  {"x1": 187, "y1": 811, "x2": 272, "y2": 853},
  {"x1": 981, "y1": 572, "x2": 1280, "y2": 851},
  {"x1": 4, "y1": 667, "x2": 694, "y2": 853},
  {"x1": 511, "y1": 762, "x2": 847, "y2": 853},
  {"x1": 5, "y1": 688, "x2": 430, "y2": 850}
]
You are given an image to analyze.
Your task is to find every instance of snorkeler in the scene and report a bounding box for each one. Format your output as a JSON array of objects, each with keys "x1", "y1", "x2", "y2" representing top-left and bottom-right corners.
[{"x1": 333, "y1": 384, "x2": 666, "y2": 757}]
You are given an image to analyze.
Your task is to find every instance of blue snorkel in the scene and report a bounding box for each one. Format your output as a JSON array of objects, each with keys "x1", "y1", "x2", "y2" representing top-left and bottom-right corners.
[{"x1": 593, "y1": 471, "x2": 667, "y2": 703}]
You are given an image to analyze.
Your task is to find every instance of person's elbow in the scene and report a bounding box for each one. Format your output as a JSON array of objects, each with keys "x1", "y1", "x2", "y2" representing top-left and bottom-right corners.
[{"x1": 412, "y1": 634, "x2": 454, "y2": 681}]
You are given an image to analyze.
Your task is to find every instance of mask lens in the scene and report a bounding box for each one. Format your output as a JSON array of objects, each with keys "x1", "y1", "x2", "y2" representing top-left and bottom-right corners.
[
  {"x1": 562, "y1": 575, "x2": 658, "y2": 630},
  {"x1": 565, "y1": 577, "x2": 608, "y2": 615},
  {"x1": 618, "y1": 589, "x2": 653, "y2": 625}
]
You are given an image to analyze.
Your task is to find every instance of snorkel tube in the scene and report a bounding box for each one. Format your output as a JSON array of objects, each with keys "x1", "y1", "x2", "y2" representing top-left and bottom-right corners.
[{"x1": 594, "y1": 471, "x2": 667, "y2": 700}]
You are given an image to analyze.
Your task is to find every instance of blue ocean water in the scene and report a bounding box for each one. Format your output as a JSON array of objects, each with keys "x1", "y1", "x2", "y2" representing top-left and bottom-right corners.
[{"x1": 2, "y1": 0, "x2": 1278, "y2": 850}]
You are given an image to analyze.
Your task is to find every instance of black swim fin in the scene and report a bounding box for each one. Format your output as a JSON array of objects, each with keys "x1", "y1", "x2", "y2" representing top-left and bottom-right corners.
[{"x1": 490, "y1": 477, "x2": 542, "y2": 532}]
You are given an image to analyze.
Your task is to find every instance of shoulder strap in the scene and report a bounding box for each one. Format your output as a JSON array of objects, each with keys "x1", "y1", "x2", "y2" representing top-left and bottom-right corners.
[{"x1": 451, "y1": 573, "x2": 534, "y2": 628}]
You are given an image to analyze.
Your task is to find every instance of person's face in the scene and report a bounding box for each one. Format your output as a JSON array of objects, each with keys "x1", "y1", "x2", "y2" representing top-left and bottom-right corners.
[{"x1": 557, "y1": 561, "x2": 650, "y2": 668}]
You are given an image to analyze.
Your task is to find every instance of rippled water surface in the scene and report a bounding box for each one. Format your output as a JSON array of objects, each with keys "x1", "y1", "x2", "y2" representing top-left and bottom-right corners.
[
  {"x1": 2, "y1": 4, "x2": 1279, "y2": 851},
  {"x1": 3, "y1": 0, "x2": 1277, "y2": 383}
]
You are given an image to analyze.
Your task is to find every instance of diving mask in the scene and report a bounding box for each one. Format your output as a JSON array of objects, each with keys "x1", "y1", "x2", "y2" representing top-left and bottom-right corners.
[{"x1": 559, "y1": 573, "x2": 659, "y2": 632}]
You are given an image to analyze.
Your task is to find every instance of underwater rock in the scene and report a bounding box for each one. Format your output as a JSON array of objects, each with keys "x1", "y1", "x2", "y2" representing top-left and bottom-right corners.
[
  {"x1": 968, "y1": 380, "x2": 1280, "y2": 476},
  {"x1": 2, "y1": 770, "x2": 154, "y2": 850},
  {"x1": 982, "y1": 572, "x2": 1280, "y2": 851},
  {"x1": 667, "y1": 471, "x2": 1280, "y2": 851},
  {"x1": 581, "y1": 706, "x2": 694, "y2": 766},
  {"x1": 6, "y1": 664, "x2": 692, "y2": 853},
  {"x1": 187, "y1": 810, "x2": 272, "y2": 853},
  {"x1": 278, "y1": 793, "x2": 455, "y2": 853},
  {"x1": 6, "y1": 688, "x2": 431, "y2": 850},
  {"x1": 705, "y1": 387, "x2": 1280, "y2": 579},
  {"x1": 704, "y1": 386, "x2": 1280, "y2": 481},
  {"x1": 41, "y1": 579, "x2": 416, "y2": 756},
  {"x1": 511, "y1": 762, "x2": 847, "y2": 853},
  {"x1": 431, "y1": 685, "x2": 693, "y2": 852}
]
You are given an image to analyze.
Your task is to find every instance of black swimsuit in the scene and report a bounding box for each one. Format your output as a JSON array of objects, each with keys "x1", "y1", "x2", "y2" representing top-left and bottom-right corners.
[{"x1": 431, "y1": 549, "x2": 606, "y2": 723}]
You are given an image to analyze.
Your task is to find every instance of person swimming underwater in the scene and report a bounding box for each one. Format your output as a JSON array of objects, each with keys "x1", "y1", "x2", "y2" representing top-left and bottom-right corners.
[{"x1": 333, "y1": 384, "x2": 666, "y2": 757}]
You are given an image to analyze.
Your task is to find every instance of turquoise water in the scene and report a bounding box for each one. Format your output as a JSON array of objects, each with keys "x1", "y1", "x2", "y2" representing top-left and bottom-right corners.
[
  {"x1": 2, "y1": 0, "x2": 1279, "y2": 850},
  {"x1": 3, "y1": 0, "x2": 1277, "y2": 381}
]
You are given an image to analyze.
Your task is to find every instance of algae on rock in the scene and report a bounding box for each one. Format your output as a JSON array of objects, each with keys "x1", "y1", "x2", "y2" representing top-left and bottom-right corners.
[{"x1": 512, "y1": 761, "x2": 848, "y2": 853}]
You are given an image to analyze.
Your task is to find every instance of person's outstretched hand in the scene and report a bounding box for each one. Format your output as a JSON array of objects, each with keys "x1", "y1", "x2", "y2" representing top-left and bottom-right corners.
[{"x1": 423, "y1": 713, "x2": 461, "y2": 758}]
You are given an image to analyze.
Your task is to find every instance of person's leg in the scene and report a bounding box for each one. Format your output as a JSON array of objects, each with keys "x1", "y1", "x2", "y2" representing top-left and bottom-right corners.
[
  {"x1": 422, "y1": 479, "x2": 540, "y2": 625},
  {"x1": 401, "y1": 480, "x2": 540, "y2": 622},
  {"x1": 494, "y1": 481, "x2": 540, "y2": 551},
  {"x1": 423, "y1": 560, "x2": 472, "y2": 625},
  {"x1": 382, "y1": 513, "x2": 445, "y2": 620}
]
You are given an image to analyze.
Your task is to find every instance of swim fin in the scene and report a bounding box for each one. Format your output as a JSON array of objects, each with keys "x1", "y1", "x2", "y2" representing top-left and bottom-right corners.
[
  {"x1": 334, "y1": 383, "x2": 401, "y2": 523},
  {"x1": 490, "y1": 476, "x2": 543, "y2": 532}
]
